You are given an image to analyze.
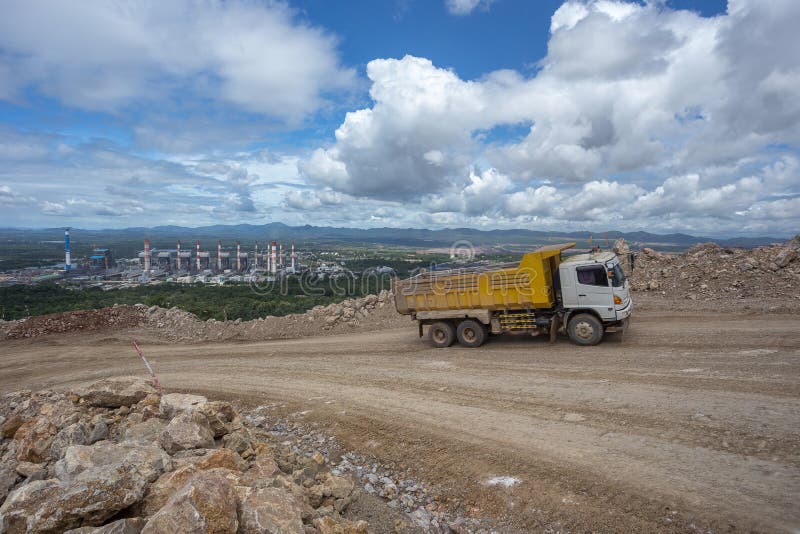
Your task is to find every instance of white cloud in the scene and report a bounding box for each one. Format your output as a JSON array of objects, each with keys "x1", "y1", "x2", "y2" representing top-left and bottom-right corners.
[
  {"x1": 284, "y1": 188, "x2": 349, "y2": 211},
  {"x1": 0, "y1": 0, "x2": 353, "y2": 122},
  {"x1": 445, "y1": 0, "x2": 495, "y2": 16},
  {"x1": 296, "y1": 0, "x2": 800, "y2": 235}
]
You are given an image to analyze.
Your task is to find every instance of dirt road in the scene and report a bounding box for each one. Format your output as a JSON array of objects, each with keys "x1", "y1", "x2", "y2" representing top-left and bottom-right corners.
[{"x1": 1, "y1": 305, "x2": 799, "y2": 532}]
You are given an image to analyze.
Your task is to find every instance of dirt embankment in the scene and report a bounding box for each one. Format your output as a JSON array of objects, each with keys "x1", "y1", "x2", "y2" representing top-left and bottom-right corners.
[{"x1": 0, "y1": 290, "x2": 403, "y2": 342}]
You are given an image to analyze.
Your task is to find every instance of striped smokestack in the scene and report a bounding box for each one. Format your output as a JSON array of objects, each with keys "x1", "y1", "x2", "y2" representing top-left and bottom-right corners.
[{"x1": 143, "y1": 239, "x2": 151, "y2": 272}]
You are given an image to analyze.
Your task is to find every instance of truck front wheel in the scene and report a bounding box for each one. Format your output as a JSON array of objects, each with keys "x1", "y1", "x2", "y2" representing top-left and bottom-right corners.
[
  {"x1": 456, "y1": 319, "x2": 487, "y2": 348},
  {"x1": 429, "y1": 322, "x2": 456, "y2": 348},
  {"x1": 567, "y1": 314, "x2": 604, "y2": 346}
]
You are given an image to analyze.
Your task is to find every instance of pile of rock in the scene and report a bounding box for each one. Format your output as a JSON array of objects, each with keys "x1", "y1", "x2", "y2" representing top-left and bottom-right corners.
[
  {"x1": 626, "y1": 237, "x2": 800, "y2": 300},
  {"x1": 0, "y1": 377, "x2": 370, "y2": 533},
  {"x1": 303, "y1": 291, "x2": 393, "y2": 330},
  {"x1": 1, "y1": 306, "x2": 147, "y2": 340},
  {"x1": 241, "y1": 405, "x2": 485, "y2": 534}
]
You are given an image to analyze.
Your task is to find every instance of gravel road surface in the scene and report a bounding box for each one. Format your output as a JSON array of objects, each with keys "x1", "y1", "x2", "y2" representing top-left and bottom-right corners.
[{"x1": 1, "y1": 304, "x2": 798, "y2": 532}]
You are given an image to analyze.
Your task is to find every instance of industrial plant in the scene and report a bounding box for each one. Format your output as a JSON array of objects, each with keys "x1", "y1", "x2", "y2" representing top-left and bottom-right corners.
[{"x1": 0, "y1": 228, "x2": 317, "y2": 287}]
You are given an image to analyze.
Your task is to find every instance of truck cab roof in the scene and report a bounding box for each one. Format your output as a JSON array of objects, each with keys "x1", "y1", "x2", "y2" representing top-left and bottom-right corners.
[{"x1": 561, "y1": 251, "x2": 617, "y2": 265}]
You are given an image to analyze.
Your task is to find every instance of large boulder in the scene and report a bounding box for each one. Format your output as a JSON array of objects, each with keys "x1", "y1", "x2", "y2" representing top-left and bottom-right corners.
[
  {"x1": 159, "y1": 411, "x2": 214, "y2": 454},
  {"x1": 50, "y1": 422, "x2": 89, "y2": 460},
  {"x1": 239, "y1": 453, "x2": 281, "y2": 488},
  {"x1": 142, "y1": 470, "x2": 239, "y2": 534},
  {"x1": 0, "y1": 479, "x2": 62, "y2": 532},
  {"x1": 313, "y1": 516, "x2": 369, "y2": 534},
  {"x1": 55, "y1": 441, "x2": 169, "y2": 482},
  {"x1": 189, "y1": 448, "x2": 247, "y2": 472},
  {"x1": 140, "y1": 465, "x2": 199, "y2": 517},
  {"x1": 236, "y1": 486, "x2": 305, "y2": 534},
  {"x1": 122, "y1": 418, "x2": 167, "y2": 443},
  {"x1": 322, "y1": 475, "x2": 354, "y2": 499},
  {"x1": 14, "y1": 417, "x2": 58, "y2": 463},
  {"x1": 0, "y1": 443, "x2": 20, "y2": 503},
  {"x1": 197, "y1": 401, "x2": 235, "y2": 437},
  {"x1": 75, "y1": 377, "x2": 156, "y2": 408},
  {"x1": 141, "y1": 449, "x2": 244, "y2": 516},
  {"x1": 64, "y1": 517, "x2": 146, "y2": 534},
  {"x1": 159, "y1": 393, "x2": 207, "y2": 418},
  {"x1": 1, "y1": 414, "x2": 24, "y2": 439},
  {"x1": 1, "y1": 442, "x2": 169, "y2": 532}
]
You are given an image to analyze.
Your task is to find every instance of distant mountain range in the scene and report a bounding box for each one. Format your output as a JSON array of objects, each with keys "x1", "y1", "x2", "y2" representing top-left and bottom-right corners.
[{"x1": 0, "y1": 223, "x2": 788, "y2": 250}]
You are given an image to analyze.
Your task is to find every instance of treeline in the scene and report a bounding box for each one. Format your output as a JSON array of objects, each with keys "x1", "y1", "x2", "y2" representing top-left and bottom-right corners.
[{"x1": 0, "y1": 276, "x2": 392, "y2": 321}]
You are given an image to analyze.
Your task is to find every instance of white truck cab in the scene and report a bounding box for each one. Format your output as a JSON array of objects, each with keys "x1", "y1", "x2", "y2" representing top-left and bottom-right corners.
[{"x1": 558, "y1": 251, "x2": 632, "y2": 343}]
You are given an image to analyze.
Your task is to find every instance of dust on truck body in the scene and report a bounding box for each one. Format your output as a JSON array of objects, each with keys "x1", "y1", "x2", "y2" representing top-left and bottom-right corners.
[{"x1": 393, "y1": 243, "x2": 632, "y2": 347}]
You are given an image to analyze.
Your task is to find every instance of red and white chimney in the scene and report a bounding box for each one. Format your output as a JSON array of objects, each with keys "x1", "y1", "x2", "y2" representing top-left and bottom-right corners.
[
  {"x1": 236, "y1": 241, "x2": 241, "y2": 272},
  {"x1": 291, "y1": 242, "x2": 296, "y2": 271},
  {"x1": 143, "y1": 239, "x2": 151, "y2": 272},
  {"x1": 254, "y1": 241, "x2": 259, "y2": 268},
  {"x1": 196, "y1": 240, "x2": 201, "y2": 271},
  {"x1": 271, "y1": 241, "x2": 277, "y2": 274},
  {"x1": 217, "y1": 241, "x2": 223, "y2": 271},
  {"x1": 176, "y1": 240, "x2": 181, "y2": 271}
]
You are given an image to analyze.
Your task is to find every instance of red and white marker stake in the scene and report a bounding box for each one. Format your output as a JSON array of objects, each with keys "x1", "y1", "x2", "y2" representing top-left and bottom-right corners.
[{"x1": 131, "y1": 339, "x2": 162, "y2": 392}]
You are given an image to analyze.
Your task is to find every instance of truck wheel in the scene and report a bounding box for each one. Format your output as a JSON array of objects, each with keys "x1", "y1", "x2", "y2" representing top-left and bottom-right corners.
[
  {"x1": 567, "y1": 314, "x2": 604, "y2": 346},
  {"x1": 456, "y1": 319, "x2": 487, "y2": 348},
  {"x1": 429, "y1": 322, "x2": 456, "y2": 348}
]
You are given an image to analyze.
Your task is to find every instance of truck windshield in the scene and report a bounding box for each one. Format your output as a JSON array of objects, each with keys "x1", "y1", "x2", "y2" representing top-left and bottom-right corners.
[{"x1": 608, "y1": 262, "x2": 626, "y2": 287}]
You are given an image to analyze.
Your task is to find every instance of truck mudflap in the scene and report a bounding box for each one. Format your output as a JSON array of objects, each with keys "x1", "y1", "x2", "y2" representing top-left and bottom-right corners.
[{"x1": 549, "y1": 314, "x2": 561, "y2": 343}]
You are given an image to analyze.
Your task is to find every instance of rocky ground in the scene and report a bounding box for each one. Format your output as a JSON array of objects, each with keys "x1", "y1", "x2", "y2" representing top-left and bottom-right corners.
[{"x1": 0, "y1": 377, "x2": 484, "y2": 533}]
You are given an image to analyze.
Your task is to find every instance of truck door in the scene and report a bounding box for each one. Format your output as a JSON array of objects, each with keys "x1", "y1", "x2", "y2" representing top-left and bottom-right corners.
[{"x1": 574, "y1": 265, "x2": 614, "y2": 317}]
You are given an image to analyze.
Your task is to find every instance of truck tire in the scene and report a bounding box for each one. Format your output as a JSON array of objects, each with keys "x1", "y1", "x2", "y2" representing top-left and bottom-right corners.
[
  {"x1": 567, "y1": 313, "x2": 604, "y2": 346},
  {"x1": 429, "y1": 322, "x2": 456, "y2": 348},
  {"x1": 456, "y1": 319, "x2": 487, "y2": 348}
]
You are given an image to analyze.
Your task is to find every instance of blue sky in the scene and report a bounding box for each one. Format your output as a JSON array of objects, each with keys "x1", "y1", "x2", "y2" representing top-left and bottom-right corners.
[{"x1": 0, "y1": 0, "x2": 797, "y2": 236}]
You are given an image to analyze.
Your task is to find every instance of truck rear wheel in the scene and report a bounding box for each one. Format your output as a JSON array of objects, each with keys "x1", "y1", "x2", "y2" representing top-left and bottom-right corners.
[
  {"x1": 456, "y1": 319, "x2": 487, "y2": 348},
  {"x1": 429, "y1": 322, "x2": 456, "y2": 348},
  {"x1": 567, "y1": 313, "x2": 604, "y2": 346}
]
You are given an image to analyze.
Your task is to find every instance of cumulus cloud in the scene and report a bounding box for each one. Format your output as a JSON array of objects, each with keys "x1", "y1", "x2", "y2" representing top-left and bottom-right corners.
[
  {"x1": 297, "y1": 0, "x2": 800, "y2": 235},
  {"x1": 0, "y1": 0, "x2": 353, "y2": 122}
]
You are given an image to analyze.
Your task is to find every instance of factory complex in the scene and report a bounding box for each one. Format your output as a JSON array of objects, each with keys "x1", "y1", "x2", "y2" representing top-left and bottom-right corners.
[{"x1": 0, "y1": 228, "x2": 360, "y2": 288}]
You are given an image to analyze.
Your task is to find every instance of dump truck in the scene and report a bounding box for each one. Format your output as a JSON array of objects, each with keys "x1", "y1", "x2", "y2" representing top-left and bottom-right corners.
[{"x1": 393, "y1": 243, "x2": 632, "y2": 347}]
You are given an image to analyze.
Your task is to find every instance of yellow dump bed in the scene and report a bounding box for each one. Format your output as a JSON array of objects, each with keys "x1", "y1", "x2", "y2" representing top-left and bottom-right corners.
[{"x1": 394, "y1": 243, "x2": 575, "y2": 314}]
